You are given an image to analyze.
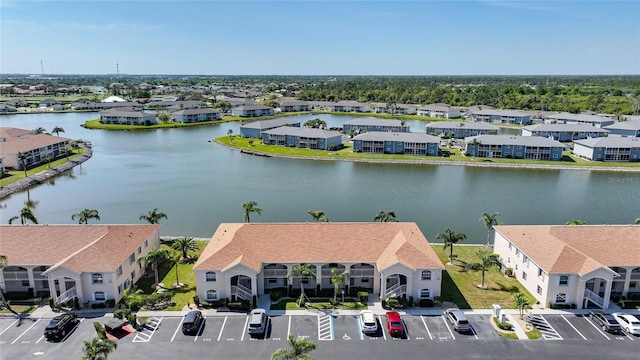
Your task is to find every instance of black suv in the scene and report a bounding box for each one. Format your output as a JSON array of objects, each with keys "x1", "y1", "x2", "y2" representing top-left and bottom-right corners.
[
  {"x1": 590, "y1": 311, "x2": 622, "y2": 334},
  {"x1": 182, "y1": 310, "x2": 204, "y2": 335},
  {"x1": 44, "y1": 313, "x2": 78, "y2": 341}
]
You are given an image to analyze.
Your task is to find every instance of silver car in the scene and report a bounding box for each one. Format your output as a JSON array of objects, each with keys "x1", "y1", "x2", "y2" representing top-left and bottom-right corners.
[
  {"x1": 445, "y1": 308, "x2": 471, "y2": 333},
  {"x1": 247, "y1": 308, "x2": 268, "y2": 336},
  {"x1": 359, "y1": 310, "x2": 378, "y2": 334}
]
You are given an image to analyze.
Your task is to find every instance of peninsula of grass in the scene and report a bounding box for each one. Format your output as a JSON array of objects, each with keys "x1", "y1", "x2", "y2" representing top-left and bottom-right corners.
[
  {"x1": 431, "y1": 245, "x2": 536, "y2": 309},
  {"x1": 0, "y1": 148, "x2": 84, "y2": 188},
  {"x1": 215, "y1": 136, "x2": 640, "y2": 170},
  {"x1": 270, "y1": 298, "x2": 367, "y2": 311}
]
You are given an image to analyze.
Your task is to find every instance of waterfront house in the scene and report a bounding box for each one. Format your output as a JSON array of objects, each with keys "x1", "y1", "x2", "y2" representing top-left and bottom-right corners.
[
  {"x1": 493, "y1": 225, "x2": 640, "y2": 310},
  {"x1": 279, "y1": 100, "x2": 312, "y2": 113},
  {"x1": 603, "y1": 120, "x2": 640, "y2": 137},
  {"x1": 343, "y1": 118, "x2": 410, "y2": 134},
  {"x1": 261, "y1": 127, "x2": 343, "y2": 150},
  {"x1": 99, "y1": 110, "x2": 157, "y2": 125},
  {"x1": 171, "y1": 108, "x2": 222, "y2": 123},
  {"x1": 352, "y1": 132, "x2": 440, "y2": 156},
  {"x1": 522, "y1": 124, "x2": 608, "y2": 142},
  {"x1": 231, "y1": 105, "x2": 274, "y2": 117},
  {"x1": 240, "y1": 118, "x2": 301, "y2": 138},
  {"x1": 417, "y1": 103, "x2": 461, "y2": 119},
  {"x1": 573, "y1": 137, "x2": 640, "y2": 162},
  {"x1": 469, "y1": 109, "x2": 532, "y2": 125},
  {"x1": 0, "y1": 224, "x2": 160, "y2": 306},
  {"x1": 371, "y1": 103, "x2": 417, "y2": 115},
  {"x1": 542, "y1": 113, "x2": 615, "y2": 128},
  {"x1": 426, "y1": 121, "x2": 498, "y2": 138},
  {"x1": 0, "y1": 104, "x2": 18, "y2": 113},
  {"x1": 0, "y1": 127, "x2": 33, "y2": 141},
  {"x1": 0, "y1": 131, "x2": 71, "y2": 169},
  {"x1": 329, "y1": 101, "x2": 371, "y2": 113},
  {"x1": 193, "y1": 223, "x2": 444, "y2": 303},
  {"x1": 464, "y1": 135, "x2": 564, "y2": 161}
]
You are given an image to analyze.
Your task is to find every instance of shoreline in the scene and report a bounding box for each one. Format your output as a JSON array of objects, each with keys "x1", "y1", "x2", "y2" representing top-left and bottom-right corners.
[
  {"x1": 0, "y1": 144, "x2": 93, "y2": 200},
  {"x1": 213, "y1": 140, "x2": 640, "y2": 173}
]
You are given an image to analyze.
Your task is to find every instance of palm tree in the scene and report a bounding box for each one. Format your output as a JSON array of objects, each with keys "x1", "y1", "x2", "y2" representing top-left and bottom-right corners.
[
  {"x1": 82, "y1": 336, "x2": 118, "y2": 360},
  {"x1": 271, "y1": 334, "x2": 317, "y2": 360},
  {"x1": 330, "y1": 268, "x2": 348, "y2": 303},
  {"x1": 634, "y1": 217, "x2": 639, "y2": 224},
  {"x1": 138, "y1": 248, "x2": 168, "y2": 286},
  {"x1": 139, "y1": 208, "x2": 168, "y2": 224},
  {"x1": 52, "y1": 126, "x2": 65, "y2": 137},
  {"x1": 17, "y1": 151, "x2": 30, "y2": 177},
  {"x1": 480, "y1": 212, "x2": 501, "y2": 245},
  {"x1": 288, "y1": 263, "x2": 316, "y2": 307},
  {"x1": 8, "y1": 207, "x2": 38, "y2": 224},
  {"x1": 565, "y1": 219, "x2": 585, "y2": 225},
  {"x1": 33, "y1": 127, "x2": 46, "y2": 134},
  {"x1": 437, "y1": 228, "x2": 466, "y2": 264},
  {"x1": 46, "y1": 155, "x2": 54, "y2": 169},
  {"x1": 307, "y1": 210, "x2": 329, "y2": 222},
  {"x1": 166, "y1": 251, "x2": 183, "y2": 288},
  {"x1": 64, "y1": 146, "x2": 72, "y2": 160},
  {"x1": 0, "y1": 255, "x2": 18, "y2": 315},
  {"x1": 242, "y1": 200, "x2": 262, "y2": 223},
  {"x1": 373, "y1": 210, "x2": 398, "y2": 222},
  {"x1": 121, "y1": 287, "x2": 144, "y2": 310},
  {"x1": 227, "y1": 129, "x2": 234, "y2": 143},
  {"x1": 171, "y1": 236, "x2": 197, "y2": 260},
  {"x1": 72, "y1": 209, "x2": 101, "y2": 224},
  {"x1": 465, "y1": 246, "x2": 500, "y2": 289},
  {"x1": 512, "y1": 292, "x2": 530, "y2": 319}
]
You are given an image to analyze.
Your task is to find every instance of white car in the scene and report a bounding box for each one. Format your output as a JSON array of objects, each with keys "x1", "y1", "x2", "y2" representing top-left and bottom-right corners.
[
  {"x1": 613, "y1": 313, "x2": 640, "y2": 335},
  {"x1": 359, "y1": 310, "x2": 378, "y2": 334}
]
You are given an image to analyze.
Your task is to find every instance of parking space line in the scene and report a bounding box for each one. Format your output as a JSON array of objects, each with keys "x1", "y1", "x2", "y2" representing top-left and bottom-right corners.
[
  {"x1": 133, "y1": 317, "x2": 162, "y2": 343},
  {"x1": 420, "y1": 316, "x2": 433, "y2": 340},
  {"x1": 0, "y1": 319, "x2": 20, "y2": 336},
  {"x1": 11, "y1": 319, "x2": 40, "y2": 344},
  {"x1": 241, "y1": 315, "x2": 249, "y2": 341},
  {"x1": 585, "y1": 317, "x2": 611, "y2": 340},
  {"x1": 317, "y1": 313, "x2": 333, "y2": 341},
  {"x1": 441, "y1": 315, "x2": 456, "y2": 340},
  {"x1": 378, "y1": 316, "x2": 386, "y2": 340},
  {"x1": 264, "y1": 318, "x2": 270, "y2": 340},
  {"x1": 194, "y1": 317, "x2": 205, "y2": 342},
  {"x1": 356, "y1": 315, "x2": 363, "y2": 340},
  {"x1": 469, "y1": 326, "x2": 479, "y2": 340},
  {"x1": 170, "y1": 317, "x2": 184, "y2": 342},
  {"x1": 561, "y1": 315, "x2": 587, "y2": 340},
  {"x1": 287, "y1": 316, "x2": 291, "y2": 336},
  {"x1": 217, "y1": 316, "x2": 227, "y2": 342}
]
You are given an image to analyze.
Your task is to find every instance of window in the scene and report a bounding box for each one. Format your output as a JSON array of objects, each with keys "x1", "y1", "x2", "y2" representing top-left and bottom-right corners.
[
  {"x1": 124, "y1": 279, "x2": 131, "y2": 289},
  {"x1": 537, "y1": 286, "x2": 542, "y2": 295},
  {"x1": 419, "y1": 289, "x2": 431, "y2": 298},
  {"x1": 268, "y1": 278, "x2": 277, "y2": 284},
  {"x1": 117, "y1": 285, "x2": 122, "y2": 294},
  {"x1": 522, "y1": 272, "x2": 527, "y2": 280},
  {"x1": 206, "y1": 290, "x2": 218, "y2": 301},
  {"x1": 301, "y1": 278, "x2": 309, "y2": 284},
  {"x1": 129, "y1": 253, "x2": 135, "y2": 265},
  {"x1": 130, "y1": 270, "x2": 135, "y2": 280},
  {"x1": 559, "y1": 275, "x2": 569, "y2": 286},
  {"x1": 94, "y1": 291, "x2": 106, "y2": 301},
  {"x1": 42, "y1": 280, "x2": 49, "y2": 289},
  {"x1": 92, "y1": 273, "x2": 104, "y2": 284},
  {"x1": 538, "y1": 268, "x2": 545, "y2": 280},
  {"x1": 556, "y1": 293, "x2": 566, "y2": 303},
  {"x1": 137, "y1": 246, "x2": 142, "y2": 255},
  {"x1": 22, "y1": 280, "x2": 29, "y2": 286},
  {"x1": 205, "y1": 272, "x2": 217, "y2": 282},
  {"x1": 523, "y1": 255, "x2": 529, "y2": 267},
  {"x1": 421, "y1": 270, "x2": 432, "y2": 280},
  {"x1": 516, "y1": 249, "x2": 520, "y2": 257},
  {"x1": 145, "y1": 240, "x2": 149, "y2": 247},
  {"x1": 361, "y1": 278, "x2": 369, "y2": 283},
  {"x1": 116, "y1": 266, "x2": 123, "y2": 277},
  {"x1": 508, "y1": 243, "x2": 512, "y2": 250}
]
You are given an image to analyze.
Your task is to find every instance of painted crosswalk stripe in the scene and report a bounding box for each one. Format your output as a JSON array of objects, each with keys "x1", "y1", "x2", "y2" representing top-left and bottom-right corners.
[{"x1": 318, "y1": 313, "x2": 333, "y2": 341}]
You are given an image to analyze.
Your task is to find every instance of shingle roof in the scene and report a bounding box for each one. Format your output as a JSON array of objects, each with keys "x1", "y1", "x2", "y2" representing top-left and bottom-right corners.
[
  {"x1": 471, "y1": 109, "x2": 531, "y2": 117},
  {"x1": 426, "y1": 121, "x2": 499, "y2": 130},
  {"x1": 523, "y1": 124, "x2": 608, "y2": 133},
  {"x1": 172, "y1": 108, "x2": 220, "y2": 116},
  {"x1": 0, "y1": 134, "x2": 70, "y2": 153},
  {"x1": 464, "y1": 135, "x2": 563, "y2": 147},
  {"x1": 494, "y1": 225, "x2": 640, "y2": 274},
  {"x1": 240, "y1": 118, "x2": 301, "y2": 130},
  {"x1": 0, "y1": 224, "x2": 159, "y2": 273},
  {"x1": 262, "y1": 127, "x2": 341, "y2": 139},
  {"x1": 574, "y1": 137, "x2": 640, "y2": 148},
  {"x1": 0, "y1": 127, "x2": 34, "y2": 140},
  {"x1": 343, "y1": 118, "x2": 404, "y2": 126},
  {"x1": 543, "y1": 113, "x2": 612, "y2": 123},
  {"x1": 353, "y1": 132, "x2": 440, "y2": 143},
  {"x1": 100, "y1": 110, "x2": 155, "y2": 118},
  {"x1": 604, "y1": 120, "x2": 640, "y2": 131},
  {"x1": 193, "y1": 223, "x2": 444, "y2": 272},
  {"x1": 235, "y1": 105, "x2": 273, "y2": 111}
]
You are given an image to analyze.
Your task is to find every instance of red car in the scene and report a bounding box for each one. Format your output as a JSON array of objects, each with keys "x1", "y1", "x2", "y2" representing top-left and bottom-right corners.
[{"x1": 385, "y1": 311, "x2": 404, "y2": 337}]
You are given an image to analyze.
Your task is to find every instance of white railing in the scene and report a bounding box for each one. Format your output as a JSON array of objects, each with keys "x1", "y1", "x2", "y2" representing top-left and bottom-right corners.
[
  {"x1": 56, "y1": 287, "x2": 77, "y2": 304},
  {"x1": 2, "y1": 271, "x2": 29, "y2": 280},
  {"x1": 320, "y1": 269, "x2": 346, "y2": 277},
  {"x1": 262, "y1": 269, "x2": 288, "y2": 278},
  {"x1": 231, "y1": 284, "x2": 252, "y2": 301},
  {"x1": 385, "y1": 283, "x2": 406, "y2": 298},
  {"x1": 584, "y1": 288, "x2": 604, "y2": 307},
  {"x1": 350, "y1": 269, "x2": 374, "y2": 278}
]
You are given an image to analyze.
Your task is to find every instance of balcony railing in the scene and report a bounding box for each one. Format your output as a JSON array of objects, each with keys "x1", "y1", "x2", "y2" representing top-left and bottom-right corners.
[
  {"x1": 349, "y1": 269, "x2": 375, "y2": 278},
  {"x1": 2, "y1": 271, "x2": 29, "y2": 281},
  {"x1": 263, "y1": 269, "x2": 288, "y2": 278}
]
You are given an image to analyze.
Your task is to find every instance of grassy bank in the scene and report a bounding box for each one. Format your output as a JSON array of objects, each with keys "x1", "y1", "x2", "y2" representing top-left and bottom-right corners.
[{"x1": 0, "y1": 149, "x2": 84, "y2": 188}]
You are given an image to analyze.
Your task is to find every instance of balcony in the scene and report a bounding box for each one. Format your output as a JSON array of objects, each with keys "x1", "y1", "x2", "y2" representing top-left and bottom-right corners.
[
  {"x1": 2, "y1": 271, "x2": 29, "y2": 281},
  {"x1": 263, "y1": 269, "x2": 288, "y2": 278}
]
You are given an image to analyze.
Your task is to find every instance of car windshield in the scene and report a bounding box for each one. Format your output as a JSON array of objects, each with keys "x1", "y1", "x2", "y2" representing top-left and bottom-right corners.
[
  {"x1": 390, "y1": 321, "x2": 402, "y2": 327},
  {"x1": 631, "y1": 321, "x2": 640, "y2": 326},
  {"x1": 458, "y1": 320, "x2": 469, "y2": 324}
]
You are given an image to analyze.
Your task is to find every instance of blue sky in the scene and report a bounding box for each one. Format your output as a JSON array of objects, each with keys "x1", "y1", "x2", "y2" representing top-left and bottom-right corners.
[{"x1": 1, "y1": 0, "x2": 639, "y2": 75}]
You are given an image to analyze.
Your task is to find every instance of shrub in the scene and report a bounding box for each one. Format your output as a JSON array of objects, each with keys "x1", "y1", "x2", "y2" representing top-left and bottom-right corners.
[
  {"x1": 357, "y1": 292, "x2": 369, "y2": 304},
  {"x1": 105, "y1": 299, "x2": 116, "y2": 308},
  {"x1": 127, "y1": 313, "x2": 138, "y2": 329},
  {"x1": 408, "y1": 296, "x2": 414, "y2": 307},
  {"x1": 193, "y1": 295, "x2": 200, "y2": 307},
  {"x1": 492, "y1": 316, "x2": 513, "y2": 331},
  {"x1": 206, "y1": 300, "x2": 220, "y2": 308},
  {"x1": 91, "y1": 302, "x2": 106, "y2": 309},
  {"x1": 418, "y1": 299, "x2": 435, "y2": 308},
  {"x1": 387, "y1": 298, "x2": 400, "y2": 309},
  {"x1": 113, "y1": 308, "x2": 131, "y2": 320},
  {"x1": 227, "y1": 300, "x2": 250, "y2": 311},
  {"x1": 270, "y1": 290, "x2": 281, "y2": 302}
]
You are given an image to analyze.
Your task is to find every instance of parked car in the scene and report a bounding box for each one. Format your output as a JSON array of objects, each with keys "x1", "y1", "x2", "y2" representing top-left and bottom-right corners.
[
  {"x1": 182, "y1": 310, "x2": 204, "y2": 335},
  {"x1": 444, "y1": 308, "x2": 471, "y2": 333},
  {"x1": 44, "y1": 313, "x2": 77, "y2": 341},
  {"x1": 612, "y1": 313, "x2": 640, "y2": 335},
  {"x1": 359, "y1": 310, "x2": 378, "y2": 334},
  {"x1": 385, "y1": 311, "x2": 404, "y2": 337},
  {"x1": 247, "y1": 308, "x2": 269, "y2": 336},
  {"x1": 590, "y1": 311, "x2": 622, "y2": 334}
]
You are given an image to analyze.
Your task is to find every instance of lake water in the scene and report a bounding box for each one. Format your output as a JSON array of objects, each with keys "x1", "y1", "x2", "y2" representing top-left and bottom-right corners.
[{"x1": 1, "y1": 112, "x2": 638, "y2": 243}]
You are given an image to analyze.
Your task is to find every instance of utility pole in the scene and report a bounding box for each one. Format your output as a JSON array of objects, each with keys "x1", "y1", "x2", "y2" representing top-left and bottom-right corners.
[
  {"x1": 116, "y1": 62, "x2": 119, "y2": 76},
  {"x1": 40, "y1": 60, "x2": 44, "y2": 75}
]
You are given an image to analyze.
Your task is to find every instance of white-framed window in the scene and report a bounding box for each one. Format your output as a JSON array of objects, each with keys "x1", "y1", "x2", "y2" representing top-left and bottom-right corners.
[
  {"x1": 301, "y1": 278, "x2": 309, "y2": 284},
  {"x1": 537, "y1": 268, "x2": 545, "y2": 280},
  {"x1": 516, "y1": 249, "x2": 520, "y2": 257},
  {"x1": 268, "y1": 278, "x2": 277, "y2": 284},
  {"x1": 117, "y1": 285, "x2": 123, "y2": 294},
  {"x1": 137, "y1": 246, "x2": 142, "y2": 255},
  {"x1": 559, "y1": 275, "x2": 569, "y2": 286},
  {"x1": 419, "y1": 289, "x2": 431, "y2": 298},
  {"x1": 508, "y1": 243, "x2": 512, "y2": 250},
  {"x1": 421, "y1": 270, "x2": 432, "y2": 280},
  {"x1": 205, "y1": 272, "x2": 217, "y2": 282},
  {"x1": 124, "y1": 279, "x2": 131, "y2": 289},
  {"x1": 522, "y1": 272, "x2": 527, "y2": 280},
  {"x1": 94, "y1": 291, "x2": 106, "y2": 301},
  {"x1": 129, "y1": 253, "x2": 135, "y2": 265},
  {"x1": 92, "y1": 273, "x2": 103, "y2": 284},
  {"x1": 145, "y1": 240, "x2": 149, "y2": 247},
  {"x1": 116, "y1": 266, "x2": 123, "y2": 277},
  {"x1": 523, "y1": 255, "x2": 529, "y2": 267},
  {"x1": 556, "y1": 293, "x2": 566, "y2": 303},
  {"x1": 206, "y1": 290, "x2": 218, "y2": 301},
  {"x1": 537, "y1": 286, "x2": 542, "y2": 295}
]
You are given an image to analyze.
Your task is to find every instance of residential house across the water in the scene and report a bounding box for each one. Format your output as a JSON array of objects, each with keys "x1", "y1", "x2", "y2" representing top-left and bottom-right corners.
[
  {"x1": 171, "y1": 108, "x2": 222, "y2": 123},
  {"x1": 352, "y1": 132, "x2": 440, "y2": 156},
  {"x1": 426, "y1": 121, "x2": 498, "y2": 139},
  {"x1": 231, "y1": 105, "x2": 274, "y2": 117},
  {"x1": 100, "y1": 110, "x2": 157, "y2": 126},
  {"x1": 261, "y1": 127, "x2": 342, "y2": 150},
  {"x1": 464, "y1": 135, "x2": 564, "y2": 161},
  {"x1": 573, "y1": 137, "x2": 640, "y2": 162},
  {"x1": 417, "y1": 103, "x2": 461, "y2": 119},
  {"x1": 522, "y1": 124, "x2": 608, "y2": 142},
  {"x1": 239, "y1": 118, "x2": 301, "y2": 139},
  {"x1": 343, "y1": 118, "x2": 410, "y2": 134},
  {"x1": 470, "y1": 109, "x2": 532, "y2": 125},
  {"x1": 279, "y1": 100, "x2": 313, "y2": 113},
  {"x1": 603, "y1": 120, "x2": 640, "y2": 137},
  {"x1": 542, "y1": 113, "x2": 615, "y2": 128}
]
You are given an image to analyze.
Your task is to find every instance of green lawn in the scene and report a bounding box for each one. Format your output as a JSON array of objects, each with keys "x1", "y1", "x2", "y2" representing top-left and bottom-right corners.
[
  {"x1": 432, "y1": 245, "x2": 536, "y2": 309},
  {"x1": 270, "y1": 298, "x2": 367, "y2": 311},
  {"x1": 0, "y1": 149, "x2": 83, "y2": 188},
  {"x1": 0, "y1": 304, "x2": 37, "y2": 314}
]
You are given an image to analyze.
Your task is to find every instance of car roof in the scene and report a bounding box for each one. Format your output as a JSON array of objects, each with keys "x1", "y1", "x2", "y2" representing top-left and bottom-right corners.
[
  {"x1": 185, "y1": 310, "x2": 201, "y2": 319},
  {"x1": 386, "y1": 311, "x2": 401, "y2": 320},
  {"x1": 252, "y1": 308, "x2": 266, "y2": 314}
]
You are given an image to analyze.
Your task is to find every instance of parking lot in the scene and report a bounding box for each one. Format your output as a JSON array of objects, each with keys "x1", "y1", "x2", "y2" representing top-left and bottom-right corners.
[{"x1": 1, "y1": 311, "x2": 638, "y2": 359}]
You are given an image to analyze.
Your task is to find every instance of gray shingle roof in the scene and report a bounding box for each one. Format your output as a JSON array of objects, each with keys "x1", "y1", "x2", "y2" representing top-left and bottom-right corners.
[
  {"x1": 523, "y1": 124, "x2": 608, "y2": 133},
  {"x1": 172, "y1": 108, "x2": 220, "y2": 115},
  {"x1": 603, "y1": 120, "x2": 640, "y2": 131},
  {"x1": 464, "y1": 135, "x2": 564, "y2": 147},
  {"x1": 343, "y1": 118, "x2": 404, "y2": 126},
  {"x1": 262, "y1": 127, "x2": 341, "y2": 139},
  {"x1": 471, "y1": 109, "x2": 532, "y2": 117},
  {"x1": 574, "y1": 137, "x2": 640, "y2": 148},
  {"x1": 240, "y1": 118, "x2": 301, "y2": 130},
  {"x1": 543, "y1": 113, "x2": 611, "y2": 123},
  {"x1": 353, "y1": 132, "x2": 440, "y2": 143},
  {"x1": 426, "y1": 121, "x2": 499, "y2": 130}
]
